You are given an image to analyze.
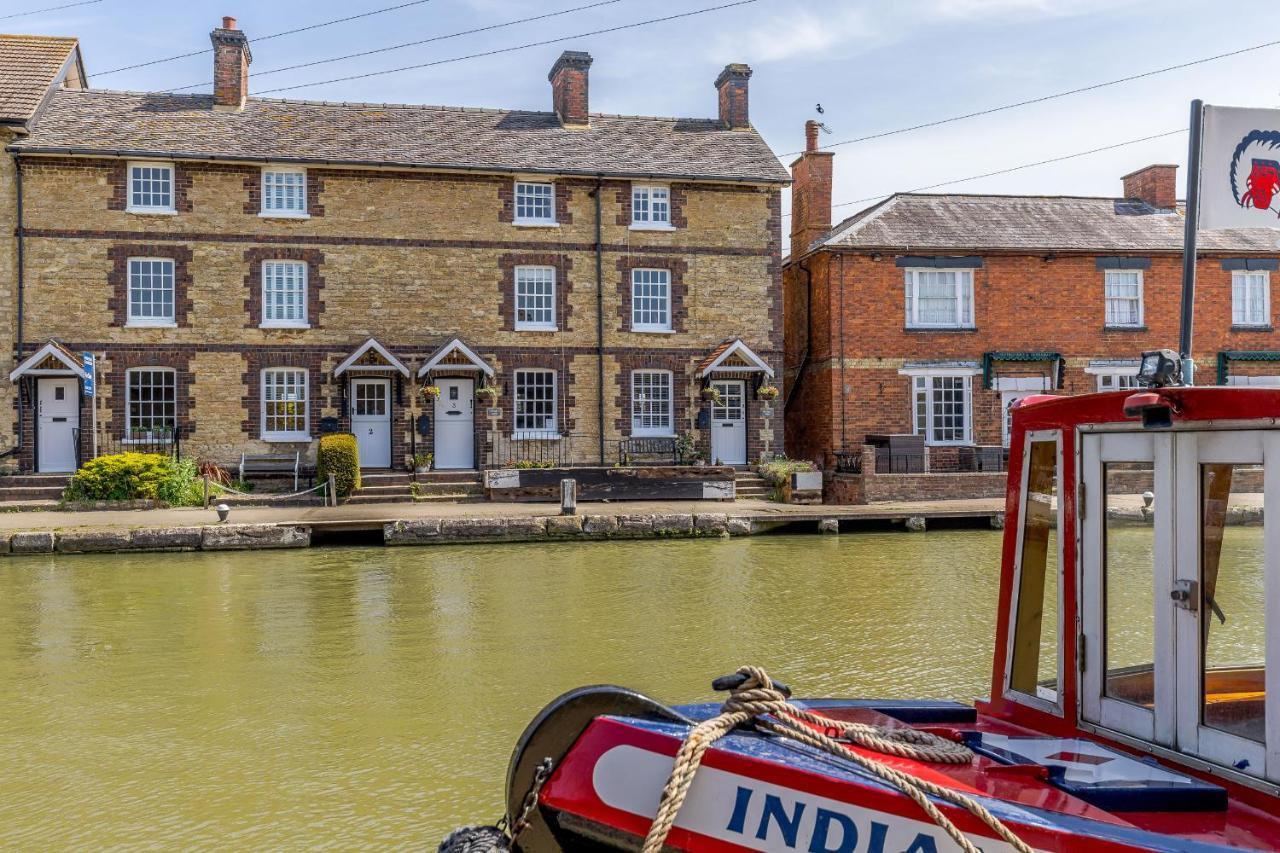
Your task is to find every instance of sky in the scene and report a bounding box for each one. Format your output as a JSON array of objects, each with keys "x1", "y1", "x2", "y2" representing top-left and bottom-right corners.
[{"x1": 7, "y1": 0, "x2": 1280, "y2": 245}]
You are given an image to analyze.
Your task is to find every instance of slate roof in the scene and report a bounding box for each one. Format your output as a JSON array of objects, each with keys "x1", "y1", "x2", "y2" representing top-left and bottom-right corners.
[
  {"x1": 0, "y1": 34, "x2": 79, "y2": 124},
  {"x1": 819, "y1": 194, "x2": 1280, "y2": 254},
  {"x1": 10, "y1": 88, "x2": 791, "y2": 184}
]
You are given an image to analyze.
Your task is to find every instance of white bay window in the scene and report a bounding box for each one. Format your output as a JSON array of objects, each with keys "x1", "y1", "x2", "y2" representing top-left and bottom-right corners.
[{"x1": 904, "y1": 269, "x2": 974, "y2": 329}]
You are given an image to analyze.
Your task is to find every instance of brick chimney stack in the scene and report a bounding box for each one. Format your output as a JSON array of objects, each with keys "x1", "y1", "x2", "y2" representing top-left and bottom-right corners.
[
  {"x1": 1122, "y1": 164, "x2": 1178, "y2": 210},
  {"x1": 790, "y1": 120, "x2": 834, "y2": 254},
  {"x1": 715, "y1": 63, "x2": 752, "y2": 130},
  {"x1": 211, "y1": 16, "x2": 252, "y2": 112},
  {"x1": 549, "y1": 50, "x2": 592, "y2": 128}
]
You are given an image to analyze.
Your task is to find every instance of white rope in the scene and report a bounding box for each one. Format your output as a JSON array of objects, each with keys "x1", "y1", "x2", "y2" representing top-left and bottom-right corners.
[{"x1": 211, "y1": 481, "x2": 329, "y2": 500}]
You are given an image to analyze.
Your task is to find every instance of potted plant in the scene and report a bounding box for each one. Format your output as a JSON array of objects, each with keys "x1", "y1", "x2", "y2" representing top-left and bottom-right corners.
[{"x1": 413, "y1": 452, "x2": 433, "y2": 473}]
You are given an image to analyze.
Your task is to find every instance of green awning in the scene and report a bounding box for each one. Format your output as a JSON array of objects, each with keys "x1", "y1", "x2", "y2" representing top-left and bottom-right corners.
[{"x1": 982, "y1": 351, "x2": 1062, "y2": 390}]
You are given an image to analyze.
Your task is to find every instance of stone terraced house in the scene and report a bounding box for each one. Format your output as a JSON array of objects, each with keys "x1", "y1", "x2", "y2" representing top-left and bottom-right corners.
[{"x1": 0, "y1": 18, "x2": 788, "y2": 476}]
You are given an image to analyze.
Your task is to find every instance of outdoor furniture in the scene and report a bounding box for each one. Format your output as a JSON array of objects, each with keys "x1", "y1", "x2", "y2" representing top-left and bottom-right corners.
[
  {"x1": 865, "y1": 434, "x2": 925, "y2": 473},
  {"x1": 958, "y1": 445, "x2": 1006, "y2": 472},
  {"x1": 618, "y1": 437, "x2": 678, "y2": 465},
  {"x1": 239, "y1": 451, "x2": 301, "y2": 490}
]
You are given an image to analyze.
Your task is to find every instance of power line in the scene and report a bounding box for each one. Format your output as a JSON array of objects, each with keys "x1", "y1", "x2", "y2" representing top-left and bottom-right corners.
[
  {"x1": 95, "y1": 0, "x2": 437, "y2": 77},
  {"x1": 253, "y1": 0, "x2": 760, "y2": 96},
  {"x1": 167, "y1": 0, "x2": 627, "y2": 93},
  {"x1": 781, "y1": 36, "x2": 1280, "y2": 157},
  {"x1": 781, "y1": 128, "x2": 1187, "y2": 219},
  {"x1": 0, "y1": 0, "x2": 101, "y2": 22}
]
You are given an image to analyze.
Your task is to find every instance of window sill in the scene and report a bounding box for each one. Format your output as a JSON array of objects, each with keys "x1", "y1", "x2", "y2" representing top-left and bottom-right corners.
[
  {"x1": 125, "y1": 208, "x2": 177, "y2": 216},
  {"x1": 631, "y1": 432, "x2": 677, "y2": 439},
  {"x1": 126, "y1": 320, "x2": 178, "y2": 328},
  {"x1": 515, "y1": 325, "x2": 558, "y2": 333},
  {"x1": 633, "y1": 327, "x2": 675, "y2": 334},
  {"x1": 262, "y1": 434, "x2": 312, "y2": 443},
  {"x1": 512, "y1": 220, "x2": 559, "y2": 229},
  {"x1": 924, "y1": 442, "x2": 975, "y2": 448},
  {"x1": 259, "y1": 211, "x2": 310, "y2": 220},
  {"x1": 903, "y1": 326, "x2": 976, "y2": 333},
  {"x1": 1231, "y1": 324, "x2": 1273, "y2": 332},
  {"x1": 629, "y1": 223, "x2": 676, "y2": 232},
  {"x1": 1103, "y1": 325, "x2": 1148, "y2": 332},
  {"x1": 260, "y1": 323, "x2": 311, "y2": 330},
  {"x1": 511, "y1": 431, "x2": 561, "y2": 441}
]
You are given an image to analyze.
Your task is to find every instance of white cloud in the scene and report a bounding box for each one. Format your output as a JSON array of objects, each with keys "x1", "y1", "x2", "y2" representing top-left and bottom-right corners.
[{"x1": 709, "y1": 6, "x2": 875, "y2": 64}]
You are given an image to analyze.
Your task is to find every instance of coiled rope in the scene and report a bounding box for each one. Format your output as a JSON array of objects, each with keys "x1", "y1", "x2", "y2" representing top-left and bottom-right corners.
[{"x1": 642, "y1": 666, "x2": 1034, "y2": 853}]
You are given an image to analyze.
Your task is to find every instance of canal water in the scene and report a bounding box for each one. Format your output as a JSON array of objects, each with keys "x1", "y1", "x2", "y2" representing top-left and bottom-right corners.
[{"x1": 0, "y1": 527, "x2": 1227, "y2": 849}]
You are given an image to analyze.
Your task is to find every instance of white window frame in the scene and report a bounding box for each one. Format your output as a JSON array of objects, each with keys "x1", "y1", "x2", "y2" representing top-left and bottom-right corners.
[
  {"x1": 631, "y1": 268, "x2": 672, "y2": 333},
  {"x1": 123, "y1": 367, "x2": 177, "y2": 443},
  {"x1": 1096, "y1": 372, "x2": 1140, "y2": 392},
  {"x1": 513, "y1": 180, "x2": 557, "y2": 226},
  {"x1": 1103, "y1": 269, "x2": 1144, "y2": 328},
  {"x1": 906, "y1": 369, "x2": 975, "y2": 446},
  {"x1": 903, "y1": 268, "x2": 974, "y2": 329},
  {"x1": 126, "y1": 257, "x2": 177, "y2": 327},
  {"x1": 513, "y1": 368, "x2": 558, "y2": 438},
  {"x1": 630, "y1": 184, "x2": 673, "y2": 230},
  {"x1": 1227, "y1": 375, "x2": 1280, "y2": 387},
  {"x1": 126, "y1": 161, "x2": 176, "y2": 214},
  {"x1": 1232, "y1": 270, "x2": 1271, "y2": 328},
  {"x1": 260, "y1": 260, "x2": 309, "y2": 329},
  {"x1": 514, "y1": 265, "x2": 557, "y2": 331},
  {"x1": 260, "y1": 166, "x2": 308, "y2": 218},
  {"x1": 631, "y1": 370, "x2": 675, "y2": 437},
  {"x1": 260, "y1": 368, "x2": 310, "y2": 442}
]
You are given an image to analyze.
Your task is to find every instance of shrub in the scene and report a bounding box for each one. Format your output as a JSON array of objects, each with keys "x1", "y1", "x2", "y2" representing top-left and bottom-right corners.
[
  {"x1": 317, "y1": 433, "x2": 361, "y2": 497},
  {"x1": 510, "y1": 458, "x2": 554, "y2": 469},
  {"x1": 65, "y1": 453, "x2": 202, "y2": 505},
  {"x1": 757, "y1": 456, "x2": 816, "y2": 487}
]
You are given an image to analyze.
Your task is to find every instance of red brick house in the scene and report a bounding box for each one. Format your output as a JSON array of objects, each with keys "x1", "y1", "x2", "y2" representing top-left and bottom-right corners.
[{"x1": 783, "y1": 121, "x2": 1280, "y2": 499}]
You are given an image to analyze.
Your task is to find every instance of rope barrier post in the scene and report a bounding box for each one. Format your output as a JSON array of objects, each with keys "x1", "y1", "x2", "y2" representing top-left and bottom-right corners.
[
  {"x1": 203, "y1": 474, "x2": 210, "y2": 509},
  {"x1": 328, "y1": 473, "x2": 336, "y2": 507},
  {"x1": 560, "y1": 478, "x2": 577, "y2": 516}
]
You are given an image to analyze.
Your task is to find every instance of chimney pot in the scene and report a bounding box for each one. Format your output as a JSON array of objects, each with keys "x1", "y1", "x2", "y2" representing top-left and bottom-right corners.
[
  {"x1": 549, "y1": 50, "x2": 592, "y2": 127},
  {"x1": 805, "y1": 119, "x2": 820, "y2": 152},
  {"x1": 790, "y1": 120, "x2": 835, "y2": 254},
  {"x1": 211, "y1": 15, "x2": 252, "y2": 111},
  {"x1": 715, "y1": 63, "x2": 752, "y2": 130},
  {"x1": 1122, "y1": 164, "x2": 1178, "y2": 210}
]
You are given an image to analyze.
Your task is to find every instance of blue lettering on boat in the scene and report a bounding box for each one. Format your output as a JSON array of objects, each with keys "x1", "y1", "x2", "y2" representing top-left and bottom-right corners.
[
  {"x1": 727, "y1": 786, "x2": 753, "y2": 834},
  {"x1": 725, "y1": 787, "x2": 942, "y2": 852},
  {"x1": 809, "y1": 808, "x2": 858, "y2": 853},
  {"x1": 757, "y1": 793, "x2": 806, "y2": 846}
]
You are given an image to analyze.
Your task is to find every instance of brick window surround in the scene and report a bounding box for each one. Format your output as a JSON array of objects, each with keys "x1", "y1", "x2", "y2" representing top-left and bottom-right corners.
[
  {"x1": 107, "y1": 161, "x2": 193, "y2": 213},
  {"x1": 616, "y1": 255, "x2": 688, "y2": 333},
  {"x1": 244, "y1": 169, "x2": 327, "y2": 217},
  {"x1": 241, "y1": 350, "x2": 324, "y2": 439},
  {"x1": 104, "y1": 349, "x2": 196, "y2": 439},
  {"x1": 242, "y1": 247, "x2": 327, "y2": 328},
  {"x1": 614, "y1": 181, "x2": 688, "y2": 228},
  {"x1": 498, "y1": 253, "x2": 575, "y2": 332},
  {"x1": 485, "y1": 347, "x2": 579, "y2": 437},
  {"x1": 106, "y1": 244, "x2": 195, "y2": 328},
  {"x1": 498, "y1": 180, "x2": 573, "y2": 225},
  {"x1": 613, "y1": 351, "x2": 690, "y2": 436}
]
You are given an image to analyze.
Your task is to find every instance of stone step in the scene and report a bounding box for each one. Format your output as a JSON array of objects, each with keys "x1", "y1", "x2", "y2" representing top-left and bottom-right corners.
[
  {"x1": 414, "y1": 470, "x2": 482, "y2": 483},
  {"x1": 0, "y1": 485, "x2": 66, "y2": 501},
  {"x1": 0, "y1": 498, "x2": 59, "y2": 511},
  {"x1": 359, "y1": 472, "x2": 412, "y2": 486},
  {"x1": 345, "y1": 492, "x2": 481, "y2": 505},
  {"x1": 0, "y1": 474, "x2": 71, "y2": 488}
]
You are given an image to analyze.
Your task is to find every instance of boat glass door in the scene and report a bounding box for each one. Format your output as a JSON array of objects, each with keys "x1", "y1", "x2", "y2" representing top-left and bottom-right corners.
[
  {"x1": 710, "y1": 380, "x2": 746, "y2": 465},
  {"x1": 351, "y1": 378, "x2": 391, "y2": 468}
]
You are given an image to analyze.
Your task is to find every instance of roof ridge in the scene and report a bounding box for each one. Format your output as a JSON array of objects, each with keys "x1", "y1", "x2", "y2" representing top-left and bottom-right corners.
[{"x1": 0, "y1": 33, "x2": 77, "y2": 41}]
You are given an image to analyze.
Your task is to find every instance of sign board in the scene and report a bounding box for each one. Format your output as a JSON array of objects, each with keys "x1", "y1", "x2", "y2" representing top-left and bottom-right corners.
[
  {"x1": 1199, "y1": 105, "x2": 1280, "y2": 230},
  {"x1": 82, "y1": 352, "x2": 95, "y2": 397}
]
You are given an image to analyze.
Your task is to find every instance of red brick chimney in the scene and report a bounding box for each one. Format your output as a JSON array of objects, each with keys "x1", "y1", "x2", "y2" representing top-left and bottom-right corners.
[
  {"x1": 790, "y1": 120, "x2": 834, "y2": 253},
  {"x1": 1122, "y1": 164, "x2": 1178, "y2": 209},
  {"x1": 715, "y1": 63, "x2": 752, "y2": 130},
  {"x1": 549, "y1": 50, "x2": 592, "y2": 128},
  {"x1": 211, "y1": 16, "x2": 251, "y2": 112}
]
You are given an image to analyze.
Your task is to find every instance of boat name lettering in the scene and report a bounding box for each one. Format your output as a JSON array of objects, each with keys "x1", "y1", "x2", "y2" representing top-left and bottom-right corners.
[{"x1": 725, "y1": 785, "x2": 940, "y2": 853}]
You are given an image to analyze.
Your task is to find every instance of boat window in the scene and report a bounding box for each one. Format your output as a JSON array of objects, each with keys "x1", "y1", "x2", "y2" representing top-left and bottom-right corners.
[
  {"x1": 1200, "y1": 464, "x2": 1266, "y2": 744},
  {"x1": 1103, "y1": 462, "x2": 1157, "y2": 708},
  {"x1": 1009, "y1": 439, "x2": 1059, "y2": 702}
]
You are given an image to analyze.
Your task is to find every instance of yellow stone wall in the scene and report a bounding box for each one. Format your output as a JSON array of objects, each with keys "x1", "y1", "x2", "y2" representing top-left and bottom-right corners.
[{"x1": 0, "y1": 135, "x2": 19, "y2": 457}]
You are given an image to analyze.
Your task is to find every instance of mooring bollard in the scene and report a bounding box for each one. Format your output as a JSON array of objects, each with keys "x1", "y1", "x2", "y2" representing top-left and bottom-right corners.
[{"x1": 561, "y1": 478, "x2": 577, "y2": 516}]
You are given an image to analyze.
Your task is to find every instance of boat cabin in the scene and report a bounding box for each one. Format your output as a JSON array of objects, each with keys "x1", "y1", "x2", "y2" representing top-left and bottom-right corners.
[{"x1": 984, "y1": 381, "x2": 1278, "y2": 799}]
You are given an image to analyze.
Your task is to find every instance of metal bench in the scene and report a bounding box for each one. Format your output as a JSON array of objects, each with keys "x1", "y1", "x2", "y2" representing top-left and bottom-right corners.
[
  {"x1": 239, "y1": 451, "x2": 301, "y2": 490},
  {"x1": 618, "y1": 437, "x2": 678, "y2": 465}
]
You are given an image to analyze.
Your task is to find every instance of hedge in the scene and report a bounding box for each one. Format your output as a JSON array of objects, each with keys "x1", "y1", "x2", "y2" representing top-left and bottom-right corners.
[
  {"x1": 317, "y1": 433, "x2": 361, "y2": 497},
  {"x1": 64, "y1": 453, "x2": 202, "y2": 505}
]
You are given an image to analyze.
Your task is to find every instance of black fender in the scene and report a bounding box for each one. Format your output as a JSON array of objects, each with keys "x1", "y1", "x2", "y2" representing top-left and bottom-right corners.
[{"x1": 505, "y1": 685, "x2": 692, "y2": 852}]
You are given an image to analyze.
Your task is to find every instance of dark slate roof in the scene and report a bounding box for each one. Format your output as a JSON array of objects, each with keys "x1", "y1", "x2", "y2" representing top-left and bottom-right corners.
[
  {"x1": 10, "y1": 88, "x2": 790, "y2": 184},
  {"x1": 820, "y1": 193, "x2": 1280, "y2": 254},
  {"x1": 0, "y1": 35, "x2": 79, "y2": 124}
]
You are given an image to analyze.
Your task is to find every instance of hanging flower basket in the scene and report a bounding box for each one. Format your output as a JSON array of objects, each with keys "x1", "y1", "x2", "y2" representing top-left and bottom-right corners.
[
  {"x1": 476, "y1": 386, "x2": 499, "y2": 402},
  {"x1": 757, "y1": 384, "x2": 780, "y2": 401},
  {"x1": 420, "y1": 384, "x2": 441, "y2": 399},
  {"x1": 701, "y1": 386, "x2": 724, "y2": 406}
]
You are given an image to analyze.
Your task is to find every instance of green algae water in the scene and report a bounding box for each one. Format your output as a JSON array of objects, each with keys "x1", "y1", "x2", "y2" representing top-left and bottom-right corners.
[{"x1": 0, "y1": 532, "x2": 1011, "y2": 848}]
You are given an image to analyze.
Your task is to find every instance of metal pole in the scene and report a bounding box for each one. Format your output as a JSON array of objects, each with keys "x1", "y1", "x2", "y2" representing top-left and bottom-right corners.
[
  {"x1": 594, "y1": 177, "x2": 605, "y2": 465},
  {"x1": 203, "y1": 474, "x2": 210, "y2": 509},
  {"x1": 1178, "y1": 99, "x2": 1205, "y2": 385}
]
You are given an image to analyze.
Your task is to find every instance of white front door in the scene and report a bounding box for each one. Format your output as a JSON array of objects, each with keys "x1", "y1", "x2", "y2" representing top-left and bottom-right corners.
[
  {"x1": 37, "y1": 377, "x2": 78, "y2": 473},
  {"x1": 710, "y1": 379, "x2": 746, "y2": 465},
  {"x1": 351, "y1": 378, "x2": 391, "y2": 469},
  {"x1": 434, "y1": 378, "x2": 474, "y2": 470}
]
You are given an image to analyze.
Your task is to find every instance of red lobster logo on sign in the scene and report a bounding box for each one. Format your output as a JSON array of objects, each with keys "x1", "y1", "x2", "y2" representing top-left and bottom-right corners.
[{"x1": 1230, "y1": 130, "x2": 1280, "y2": 218}]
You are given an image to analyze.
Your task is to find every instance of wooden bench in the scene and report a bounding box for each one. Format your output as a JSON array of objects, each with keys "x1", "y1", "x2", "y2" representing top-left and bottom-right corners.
[
  {"x1": 239, "y1": 451, "x2": 301, "y2": 491},
  {"x1": 618, "y1": 437, "x2": 678, "y2": 466}
]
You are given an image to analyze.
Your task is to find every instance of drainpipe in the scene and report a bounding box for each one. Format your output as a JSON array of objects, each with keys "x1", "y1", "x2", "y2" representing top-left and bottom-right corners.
[
  {"x1": 14, "y1": 155, "x2": 25, "y2": 457},
  {"x1": 593, "y1": 177, "x2": 605, "y2": 464},
  {"x1": 838, "y1": 252, "x2": 847, "y2": 453},
  {"x1": 783, "y1": 258, "x2": 812, "y2": 413}
]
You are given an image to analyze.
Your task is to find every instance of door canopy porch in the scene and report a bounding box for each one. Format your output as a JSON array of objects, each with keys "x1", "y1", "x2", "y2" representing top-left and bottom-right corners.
[
  {"x1": 333, "y1": 337, "x2": 411, "y2": 378},
  {"x1": 696, "y1": 339, "x2": 774, "y2": 379},
  {"x1": 417, "y1": 338, "x2": 495, "y2": 378},
  {"x1": 9, "y1": 340, "x2": 88, "y2": 381}
]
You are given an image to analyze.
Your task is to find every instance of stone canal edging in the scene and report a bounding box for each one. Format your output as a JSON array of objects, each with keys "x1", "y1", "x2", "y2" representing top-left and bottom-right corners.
[{"x1": 0, "y1": 512, "x2": 766, "y2": 557}]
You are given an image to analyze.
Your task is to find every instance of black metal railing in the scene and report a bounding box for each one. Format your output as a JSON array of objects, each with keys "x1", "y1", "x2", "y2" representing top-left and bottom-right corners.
[
  {"x1": 832, "y1": 451, "x2": 862, "y2": 474},
  {"x1": 94, "y1": 426, "x2": 181, "y2": 460},
  {"x1": 490, "y1": 432, "x2": 583, "y2": 468},
  {"x1": 613, "y1": 436, "x2": 680, "y2": 466}
]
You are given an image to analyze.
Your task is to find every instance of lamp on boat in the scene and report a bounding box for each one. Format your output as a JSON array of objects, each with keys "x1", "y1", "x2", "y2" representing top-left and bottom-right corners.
[{"x1": 1137, "y1": 349, "x2": 1182, "y2": 388}]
